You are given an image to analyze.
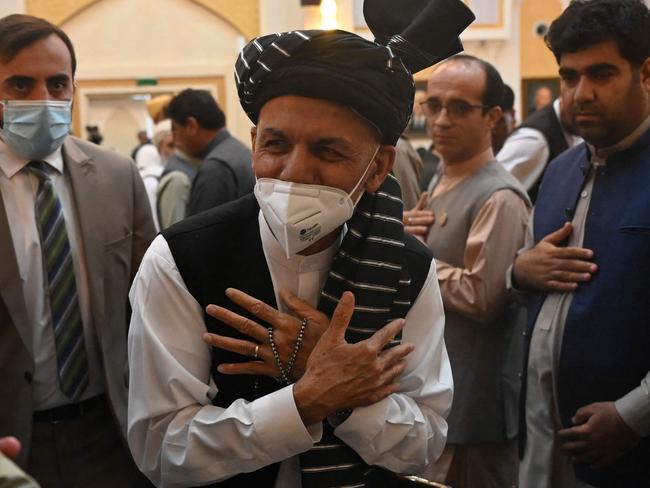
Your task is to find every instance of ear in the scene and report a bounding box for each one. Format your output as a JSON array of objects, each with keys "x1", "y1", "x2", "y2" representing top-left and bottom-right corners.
[
  {"x1": 365, "y1": 144, "x2": 396, "y2": 193},
  {"x1": 250, "y1": 126, "x2": 257, "y2": 150},
  {"x1": 485, "y1": 105, "x2": 503, "y2": 130},
  {"x1": 641, "y1": 57, "x2": 650, "y2": 94},
  {"x1": 186, "y1": 116, "x2": 199, "y2": 135}
]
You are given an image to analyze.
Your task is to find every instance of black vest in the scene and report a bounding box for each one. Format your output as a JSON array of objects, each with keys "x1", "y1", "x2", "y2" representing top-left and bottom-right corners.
[
  {"x1": 518, "y1": 103, "x2": 569, "y2": 202},
  {"x1": 162, "y1": 194, "x2": 432, "y2": 487}
]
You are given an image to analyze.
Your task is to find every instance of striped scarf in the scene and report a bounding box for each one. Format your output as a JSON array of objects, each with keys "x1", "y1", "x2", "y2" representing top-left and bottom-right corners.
[{"x1": 299, "y1": 173, "x2": 412, "y2": 487}]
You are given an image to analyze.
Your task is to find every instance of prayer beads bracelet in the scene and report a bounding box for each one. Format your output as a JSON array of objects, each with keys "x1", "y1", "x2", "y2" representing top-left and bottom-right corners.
[
  {"x1": 285, "y1": 317, "x2": 308, "y2": 379},
  {"x1": 268, "y1": 327, "x2": 290, "y2": 384},
  {"x1": 267, "y1": 317, "x2": 309, "y2": 385}
]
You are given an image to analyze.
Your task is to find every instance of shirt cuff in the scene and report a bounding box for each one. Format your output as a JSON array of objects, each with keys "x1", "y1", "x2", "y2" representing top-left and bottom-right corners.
[
  {"x1": 334, "y1": 397, "x2": 391, "y2": 461},
  {"x1": 615, "y1": 384, "x2": 650, "y2": 437},
  {"x1": 506, "y1": 263, "x2": 528, "y2": 300},
  {"x1": 251, "y1": 384, "x2": 322, "y2": 460}
]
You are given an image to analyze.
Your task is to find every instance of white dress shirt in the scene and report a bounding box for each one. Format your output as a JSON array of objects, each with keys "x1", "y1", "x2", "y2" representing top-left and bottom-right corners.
[
  {"x1": 0, "y1": 139, "x2": 105, "y2": 410},
  {"x1": 498, "y1": 99, "x2": 582, "y2": 192},
  {"x1": 127, "y1": 212, "x2": 453, "y2": 488}
]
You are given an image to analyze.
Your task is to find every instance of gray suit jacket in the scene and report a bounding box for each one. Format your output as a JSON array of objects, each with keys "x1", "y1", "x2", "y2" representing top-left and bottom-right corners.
[{"x1": 0, "y1": 137, "x2": 156, "y2": 467}]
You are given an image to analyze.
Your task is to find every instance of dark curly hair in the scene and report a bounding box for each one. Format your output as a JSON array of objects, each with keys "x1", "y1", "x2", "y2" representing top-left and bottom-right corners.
[{"x1": 545, "y1": 0, "x2": 650, "y2": 67}]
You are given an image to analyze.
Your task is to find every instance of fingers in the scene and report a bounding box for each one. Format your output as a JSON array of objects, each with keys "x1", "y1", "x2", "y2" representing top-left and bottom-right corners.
[
  {"x1": 561, "y1": 440, "x2": 589, "y2": 454},
  {"x1": 415, "y1": 191, "x2": 429, "y2": 210},
  {"x1": 404, "y1": 211, "x2": 435, "y2": 227},
  {"x1": 555, "y1": 247, "x2": 595, "y2": 262},
  {"x1": 379, "y1": 343, "x2": 414, "y2": 367},
  {"x1": 279, "y1": 289, "x2": 327, "y2": 323},
  {"x1": 557, "y1": 424, "x2": 589, "y2": 442},
  {"x1": 361, "y1": 381, "x2": 402, "y2": 406},
  {"x1": 225, "y1": 288, "x2": 283, "y2": 329},
  {"x1": 546, "y1": 281, "x2": 579, "y2": 293},
  {"x1": 0, "y1": 436, "x2": 21, "y2": 459},
  {"x1": 328, "y1": 291, "x2": 355, "y2": 340},
  {"x1": 405, "y1": 225, "x2": 430, "y2": 237},
  {"x1": 379, "y1": 359, "x2": 408, "y2": 386},
  {"x1": 551, "y1": 257, "x2": 597, "y2": 273},
  {"x1": 203, "y1": 333, "x2": 268, "y2": 361},
  {"x1": 206, "y1": 303, "x2": 267, "y2": 343},
  {"x1": 367, "y1": 318, "x2": 406, "y2": 351},
  {"x1": 543, "y1": 222, "x2": 573, "y2": 244},
  {"x1": 572, "y1": 405, "x2": 595, "y2": 425},
  {"x1": 217, "y1": 361, "x2": 275, "y2": 376},
  {"x1": 548, "y1": 270, "x2": 592, "y2": 284},
  {"x1": 542, "y1": 226, "x2": 594, "y2": 258}
]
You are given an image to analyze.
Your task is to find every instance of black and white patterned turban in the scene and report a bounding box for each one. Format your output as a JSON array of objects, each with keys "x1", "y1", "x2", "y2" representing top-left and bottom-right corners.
[{"x1": 235, "y1": 0, "x2": 475, "y2": 146}]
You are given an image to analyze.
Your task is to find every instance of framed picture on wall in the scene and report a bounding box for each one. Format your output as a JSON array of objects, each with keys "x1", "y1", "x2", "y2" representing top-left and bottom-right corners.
[{"x1": 521, "y1": 77, "x2": 561, "y2": 120}]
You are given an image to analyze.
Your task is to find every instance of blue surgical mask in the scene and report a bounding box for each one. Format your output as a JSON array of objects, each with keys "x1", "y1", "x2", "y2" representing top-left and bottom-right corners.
[{"x1": 1, "y1": 100, "x2": 72, "y2": 160}]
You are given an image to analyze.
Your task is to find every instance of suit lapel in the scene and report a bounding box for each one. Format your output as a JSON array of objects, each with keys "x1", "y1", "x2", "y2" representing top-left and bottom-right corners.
[
  {"x1": 0, "y1": 187, "x2": 33, "y2": 356},
  {"x1": 62, "y1": 138, "x2": 105, "y2": 339}
]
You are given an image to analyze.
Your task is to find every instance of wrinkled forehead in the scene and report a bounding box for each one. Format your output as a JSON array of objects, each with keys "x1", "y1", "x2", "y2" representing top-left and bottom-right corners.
[{"x1": 257, "y1": 95, "x2": 382, "y2": 143}]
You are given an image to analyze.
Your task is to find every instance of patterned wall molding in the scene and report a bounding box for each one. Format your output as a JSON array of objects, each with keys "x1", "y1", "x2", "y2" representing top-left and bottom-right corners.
[{"x1": 26, "y1": 0, "x2": 259, "y2": 38}]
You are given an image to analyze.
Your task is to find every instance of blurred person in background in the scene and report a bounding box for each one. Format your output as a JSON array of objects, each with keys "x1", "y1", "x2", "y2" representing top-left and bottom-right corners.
[
  {"x1": 498, "y1": 91, "x2": 581, "y2": 202},
  {"x1": 417, "y1": 54, "x2": 530, "y2": 488},
  {"x1": 492, "y1": 83, "x2": 516, "y2": 154},
  {"x1": 167, "y1": 88, "x2": 253, "y2": 216}
]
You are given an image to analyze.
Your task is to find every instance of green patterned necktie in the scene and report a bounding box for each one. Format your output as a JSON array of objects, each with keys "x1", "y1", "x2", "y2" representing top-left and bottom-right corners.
[{"x1": 28, "y1": 161, "x2": 89, "y2": 401}]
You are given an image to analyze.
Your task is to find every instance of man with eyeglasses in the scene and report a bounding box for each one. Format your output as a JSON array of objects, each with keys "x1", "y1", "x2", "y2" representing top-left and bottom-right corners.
[{"x1": 415, "y1": 54, "x2": 531, "y2": 488}]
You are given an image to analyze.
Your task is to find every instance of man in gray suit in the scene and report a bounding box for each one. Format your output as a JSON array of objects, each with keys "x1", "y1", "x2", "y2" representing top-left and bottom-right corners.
[
  {"x1": 413, "y1": 55, "x2": 531, "y2": 487},
  {"x1": 167, "y1": 88, "x2": 254, "y2": 216},
  {"x1": 0, "y1": 14, "x2": 155, "y2": 487}
]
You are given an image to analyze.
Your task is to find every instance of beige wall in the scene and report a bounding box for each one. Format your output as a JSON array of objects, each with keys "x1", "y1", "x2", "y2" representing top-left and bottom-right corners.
[
  {"x1": 0, "y1": 0, "x2": 25, "y2": 17},
  {"x1": 60, "y1": 0, "x2": 252, "y2": 145},
  {"x1": 5, "y1": 0, "x2": 601, "y2": 142},
  {"x1": 520, "y1": 0, "x2": 563, "y2": 79},
  {"x1": 411, "y1": 0, "x2": 522, "y2": 139}
]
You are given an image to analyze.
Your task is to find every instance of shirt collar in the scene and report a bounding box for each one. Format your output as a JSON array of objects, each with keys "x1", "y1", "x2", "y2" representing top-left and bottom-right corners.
[
  {"x1": 258, "y1": 210, "x2": 342, "y2": 274},
  {"x1": 553, "y1": 97, "x2": 583, "y2": 148},
  {"x1": 0, "y1": 137, "x2": 64, "y2": 179},
  {"x1": 588, "y1": 114, "x2": 650, "y2": 165},
  {"x1": 439, "y1": 145, "x2": 493, "y2": 177}
]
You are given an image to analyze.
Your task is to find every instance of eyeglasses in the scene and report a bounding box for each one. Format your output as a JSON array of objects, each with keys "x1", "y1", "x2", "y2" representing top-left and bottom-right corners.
[{"x1": 420, "y1": 98, "x2": 488, "y2": 118}]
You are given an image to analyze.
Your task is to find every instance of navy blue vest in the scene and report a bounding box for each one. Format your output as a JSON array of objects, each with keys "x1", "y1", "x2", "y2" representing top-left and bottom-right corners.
[
  {"x1": 527, "y1": 127, "x2": 650, "y2": 487},
  {"x1": 162, "y1": 194, "x2": 432, "y2": 487}
]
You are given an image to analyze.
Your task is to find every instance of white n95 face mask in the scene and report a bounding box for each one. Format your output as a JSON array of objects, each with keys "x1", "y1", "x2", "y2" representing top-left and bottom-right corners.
[
  {"x1": 254, "y1": 147, "x2": 379, "y2": 258},
  {"x1": 1, "y1": 100, "x2": 72, "y2": 160}
]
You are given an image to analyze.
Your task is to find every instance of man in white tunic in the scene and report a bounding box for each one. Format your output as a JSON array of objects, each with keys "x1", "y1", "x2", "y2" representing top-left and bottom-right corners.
[{"x1": 127, "y1": 0, "x2": 476, "y2": 486}]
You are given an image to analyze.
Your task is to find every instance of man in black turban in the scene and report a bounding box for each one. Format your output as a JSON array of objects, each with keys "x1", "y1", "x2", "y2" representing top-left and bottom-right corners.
[{"x1": 127, "y1": 1, "x2": 474, "y2": 486}]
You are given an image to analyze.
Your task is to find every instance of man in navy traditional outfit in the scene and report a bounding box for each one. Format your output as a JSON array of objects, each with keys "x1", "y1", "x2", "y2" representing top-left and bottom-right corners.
[{"x1": 513, "y1": 1, "x2": 650, "y2": 487}]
